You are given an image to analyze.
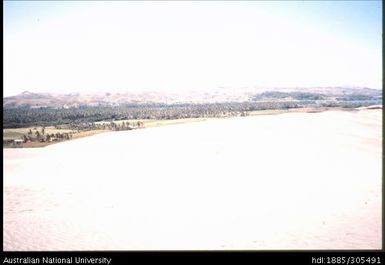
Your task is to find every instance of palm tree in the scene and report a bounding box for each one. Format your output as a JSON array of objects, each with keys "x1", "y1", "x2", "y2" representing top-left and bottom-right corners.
[{"x1": 35, "y1": 131, "x2": 40, "y2": 141}]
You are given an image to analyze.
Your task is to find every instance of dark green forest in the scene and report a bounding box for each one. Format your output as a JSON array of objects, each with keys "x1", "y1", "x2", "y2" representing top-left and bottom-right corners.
[{"x1": 3, "y1": 97, "x2": 381, "y2": 128}]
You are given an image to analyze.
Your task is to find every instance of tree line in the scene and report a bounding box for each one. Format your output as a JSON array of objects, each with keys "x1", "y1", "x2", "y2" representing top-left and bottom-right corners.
[
  {"x1": 22, "y1": 129, "x2": 73, "y2": 143},
  {"x1": 17, "y1": 121, "x2": 143, "y2": 145},
  {"x1": 3, "y1": 99, "x2": 381, "y2": 128}
]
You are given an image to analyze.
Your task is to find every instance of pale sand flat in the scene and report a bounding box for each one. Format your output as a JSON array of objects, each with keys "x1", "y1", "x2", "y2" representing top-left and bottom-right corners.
[{"x1": 3, "y1": 109, "x2": 382, "y2": 250}]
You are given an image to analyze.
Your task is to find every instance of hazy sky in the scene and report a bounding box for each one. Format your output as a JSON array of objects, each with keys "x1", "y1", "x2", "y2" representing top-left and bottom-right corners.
[{"x1": 3, "y1": 1, "x2": 382, "y2": 96}]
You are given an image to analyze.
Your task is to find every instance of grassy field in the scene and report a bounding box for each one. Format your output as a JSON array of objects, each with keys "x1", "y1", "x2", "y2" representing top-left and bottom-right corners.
[
  {"x1": 3, "y1": 126, "x2": 107, "y2": 148},
  {"x1": 136, "y1": 117, "x2": 209, "y2": 128},
  {"x1": 3, "y1": 126, "x2": 73, "y2": 141},
  {"x1": 95, "y1": 117, "x2": 209, "y2": 127}
]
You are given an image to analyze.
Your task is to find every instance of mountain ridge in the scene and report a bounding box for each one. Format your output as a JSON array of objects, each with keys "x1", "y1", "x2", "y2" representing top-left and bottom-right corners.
[{"x1": 3, "y1": 87, "x2": 382, "y2": 109}]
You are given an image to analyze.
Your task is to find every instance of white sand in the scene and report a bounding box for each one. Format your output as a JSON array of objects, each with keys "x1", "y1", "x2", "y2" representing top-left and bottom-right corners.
[{"x1": 3, "y1": 109, "x2": 382, "y2": 250}]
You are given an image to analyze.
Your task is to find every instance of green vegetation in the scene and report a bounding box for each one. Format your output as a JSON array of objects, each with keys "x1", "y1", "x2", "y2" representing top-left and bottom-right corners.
[
  {"x1": 3, "y1": 121, "x2": 137, "y2": 148},
  {"x1": 3, "y1": 91, "x2": 382, "y2": 148},
  {"x1": 4, "y1": 94, "x2": 381, "y2": 129}
]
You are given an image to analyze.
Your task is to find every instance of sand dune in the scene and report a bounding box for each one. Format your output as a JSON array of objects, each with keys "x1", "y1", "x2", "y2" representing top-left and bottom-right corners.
[{"x1": 3, "y1": 109, "x2": 382, "y2": 250}]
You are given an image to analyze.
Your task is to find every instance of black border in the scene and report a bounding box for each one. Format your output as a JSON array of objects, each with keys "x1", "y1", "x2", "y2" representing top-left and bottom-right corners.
[{"x1": 2, "y1": 1, "x2": 384, "y2": 264}]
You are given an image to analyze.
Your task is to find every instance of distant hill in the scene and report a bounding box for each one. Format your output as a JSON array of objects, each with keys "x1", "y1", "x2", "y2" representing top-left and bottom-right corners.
[{"x1": 3, "y1": 87, "x2": 382, "y2": 109}]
